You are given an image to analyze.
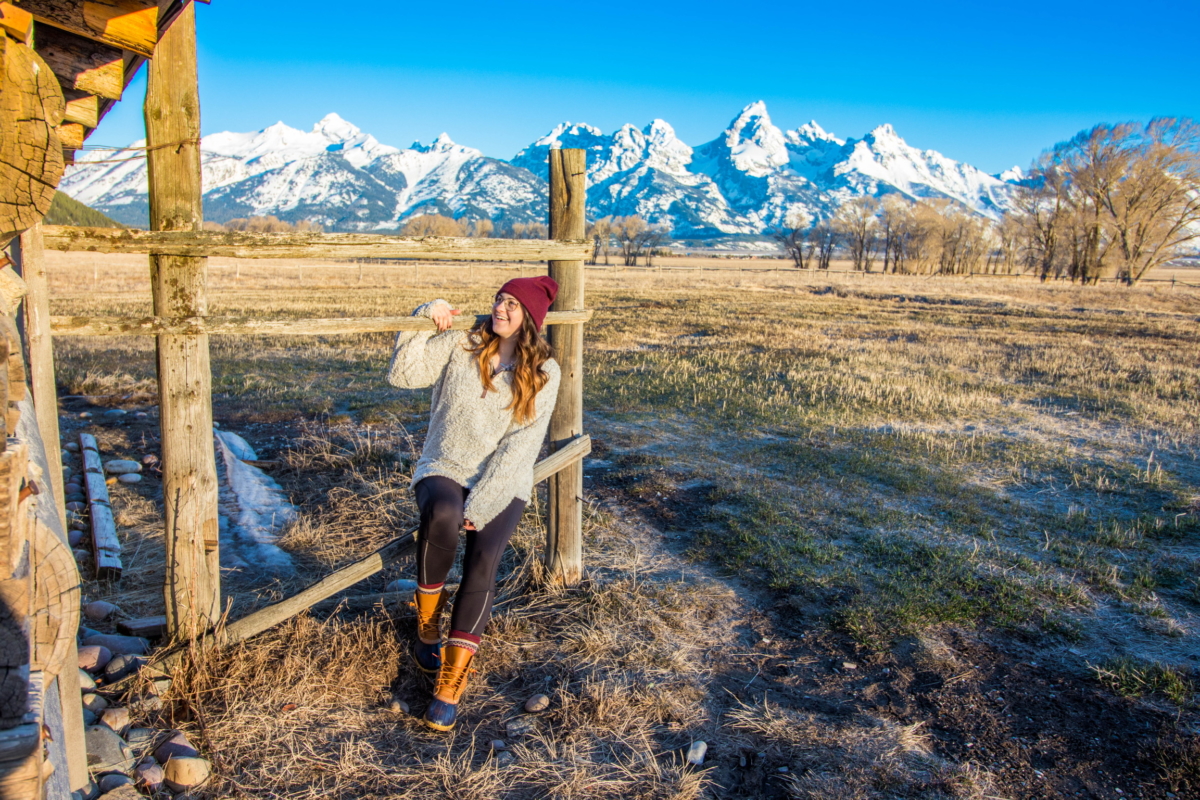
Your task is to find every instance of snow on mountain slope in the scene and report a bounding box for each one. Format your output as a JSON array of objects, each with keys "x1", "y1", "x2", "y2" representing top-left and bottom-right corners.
[
  {"x1": 829, "y1": 123, "x2": 1016, "y2": 215},
  {"x1": 62, "y1": 104, "x2": 1023, "y2": 235},
  {"x1": 512, "y1": 118, "x2": 752, "y2": 234},
  {"x1": 62, "y1": 115, "x2": 546, "y2": 230}
]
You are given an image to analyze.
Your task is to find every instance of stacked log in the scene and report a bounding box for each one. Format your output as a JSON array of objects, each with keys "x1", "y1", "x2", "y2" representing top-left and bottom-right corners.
[
  {"x1": 0, "y1": 315, "x2": 53, "y2": 798},
  {"x1": 0, "y1": 16, "x2": 64, "y2": 251}
]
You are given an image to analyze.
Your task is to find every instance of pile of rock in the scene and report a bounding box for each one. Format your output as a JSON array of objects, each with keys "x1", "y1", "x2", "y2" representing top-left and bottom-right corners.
[
  {"x1": 60, "y1": 441, "x2": 88, "y2": 558},
  {"x1": 74, "y1": 606, "x2": 211, "y2": 799},
  {"x1": 61, "y1": 428, "x2": 211, "y2": 798}
]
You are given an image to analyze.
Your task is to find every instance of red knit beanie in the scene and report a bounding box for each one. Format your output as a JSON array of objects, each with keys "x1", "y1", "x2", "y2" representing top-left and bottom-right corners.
[{"x1": 497, "y1": 276, "x2": 558, "y2": 330}]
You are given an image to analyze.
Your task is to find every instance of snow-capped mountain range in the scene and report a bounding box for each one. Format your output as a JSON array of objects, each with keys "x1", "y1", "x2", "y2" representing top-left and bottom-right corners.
[{"x1": 61, "y1": 102, "x2": 1023, "y2": 237}]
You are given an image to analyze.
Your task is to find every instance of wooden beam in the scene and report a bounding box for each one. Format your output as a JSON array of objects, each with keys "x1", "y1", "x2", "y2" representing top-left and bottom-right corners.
[
  {"x1": 145, "y1": 2, "x2": 219, "y2": 638},
  {"x1": 116, "y1": 615, "x2": 165, "y2": 638},
  {"x1": 545, "y1": 149, "x2": 587, "y2": 587},
  {"x1": 61, "y1": 90, "x2": 98, "y2": 127},
  {"x1": 55, "y1": 122, "x2": 84, "y2": 150},
  {"x1": 147, "y1": 435, "x2": 591, "y2": 670},
  {"x1": 93, "y1": 51, "x2": 143, "y2": 129},
  {"x1": 40, "y1": 226, "x2": 595, "y2": 262},
  {"x1": 0, "y1": 3, "x2": 33, "y2": 44},
  {"x1": 12, "y1": 225, "x2": 66, "y2": 531},
  {"x1": 79, "y1": 434, "x2": 121, "y2": 578},
  {"x1": 21, "y1": 0, "x2": 157, "y2": 57},
  {"x1": 31, "y1": 24, "x2": 123, "y2": 100},
  {"x1": 49, "y1": 309, "x2": 594, "y2": 337}
]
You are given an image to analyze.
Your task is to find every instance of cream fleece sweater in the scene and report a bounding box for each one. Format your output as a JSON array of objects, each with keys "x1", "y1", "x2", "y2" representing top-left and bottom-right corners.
[{"x1": 386, "y1": 300, "x2": 561, "y2": 528}]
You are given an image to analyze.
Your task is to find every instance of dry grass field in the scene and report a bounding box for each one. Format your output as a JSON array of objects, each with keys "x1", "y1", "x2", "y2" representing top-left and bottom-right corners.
[{"x1": 48, "y1": 252, "x2": 1200, "y2": 799}]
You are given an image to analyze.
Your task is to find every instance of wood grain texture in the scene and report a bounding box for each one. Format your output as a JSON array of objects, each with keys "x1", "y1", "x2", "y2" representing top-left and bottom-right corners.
[
  {"x1": 49, "y1": 309, "x2": 594, "y2": 337},
  {"x1": 31, "y1": 24, "x2": 123, "y2": 100},
  {"x1": 54, "y1": 122, "x2": 83, "y2": 150},
  {"x1": 29, "y1": 518, "x2": 79, "y2": 678},
  {"x1": 0, "y1": 38, "x2": 64, "y2": 250},
  {"x1": 0, "y1": 4, "x2": 33, "y2": 43},
  {"x1": 545, "y1": 148, "x2": 587, "y2": 587},
  {"x1": 115, "y1": 615, "x2": 165, "y2": 638},
  {"x1": 0, "y1": 336, "x2": 6, "y2": 445},
  {"x1": 61, "y1": 90, "x2": 98, "y2": 127},
  {"x1": 145, "y1": 2, "x2": 218, "y2": 637},
  {"x1": 79, "y1": 435, "x2": 120, "y2": 578},
  {"x1": 0, "y1": 442, "x2": 30, "y2": 730},
  {"x1": 21, "y1": 0, "x2": 157, "y2": 56},
  {"x1": 13, "y1": 226, "x2": 66, "y2": 530},
  {"x1": 40, "y1": 226, "x2": 594, "y2": 262}
]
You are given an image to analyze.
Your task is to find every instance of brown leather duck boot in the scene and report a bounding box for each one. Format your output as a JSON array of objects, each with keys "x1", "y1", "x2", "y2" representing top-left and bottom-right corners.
[
  {"x1": 411, "y1": 584, "x2": 449, "y2": 673},
  {"x1": 423, "y1": 638, "x2": 477, "y2": 731}
]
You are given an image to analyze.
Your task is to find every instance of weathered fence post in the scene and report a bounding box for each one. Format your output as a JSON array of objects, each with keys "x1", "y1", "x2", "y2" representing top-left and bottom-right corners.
[
  {"x1": 144, "y1": 3, "x2": 221, "y2": 637},
  {"x1": 14, "y1": 224, "x2": 65, "y2": 529},
  {"x1": 545, "y1": 149, "x2": 586, "y2": 586}
]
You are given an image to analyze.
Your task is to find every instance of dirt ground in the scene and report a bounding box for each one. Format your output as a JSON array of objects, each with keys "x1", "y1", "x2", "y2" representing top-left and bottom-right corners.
[
  {"x1": 591, "y1": 456, "x2": 1198, "y2": 799},
  {"x1": 63, "y1": 400, "x2": 1198, "y2": 800}
]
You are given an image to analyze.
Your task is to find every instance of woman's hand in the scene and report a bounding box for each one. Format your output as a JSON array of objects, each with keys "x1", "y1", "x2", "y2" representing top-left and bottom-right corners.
[
  {"x1": 463, "y1": 519, "x2": 477, "y2": 531},
  {"x1": 430, "y1": 303, "x2": 462, "y2": 332}
]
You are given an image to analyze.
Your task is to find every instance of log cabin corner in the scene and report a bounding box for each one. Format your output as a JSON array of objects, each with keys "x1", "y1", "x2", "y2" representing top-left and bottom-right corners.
[{"x1": 1, "y1": 2, "x2": 205, "y2": 797}]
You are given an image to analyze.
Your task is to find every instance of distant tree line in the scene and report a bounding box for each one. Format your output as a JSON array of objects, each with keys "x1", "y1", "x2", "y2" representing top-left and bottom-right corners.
[
  {"x1": 44, "y1": 191, "x2": 124, "y2": 228},
  {"x1": 586, "y1": 216, "x2": 671, "y2": 266},
  {"x1": 776, "y1": 197, "x2": 1010, "y2": 276},
  {"x1": 203, "y1": 216, "x2": 323, "y2": 233},
  {"x1": 774, "y1": 117, "x2": 1200, "y2": 285},
  {"x1": 210, "y1": 118, "x2": 1198, "y2": 287}
]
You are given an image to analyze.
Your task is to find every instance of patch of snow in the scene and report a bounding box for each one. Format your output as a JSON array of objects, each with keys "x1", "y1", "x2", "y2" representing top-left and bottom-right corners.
[{"x1": 215, "y1": 431, "x2": 295, "y2": 574}]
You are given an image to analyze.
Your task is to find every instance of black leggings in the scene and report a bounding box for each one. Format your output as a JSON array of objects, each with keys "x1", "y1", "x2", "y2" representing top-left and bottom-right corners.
[{"x1": 414, "y1": 476, "x2": 525, "y2": 638}]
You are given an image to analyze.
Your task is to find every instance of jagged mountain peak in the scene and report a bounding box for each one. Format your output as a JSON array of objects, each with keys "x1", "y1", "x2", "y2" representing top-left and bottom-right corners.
[
  {"x1": 312, "y1": 112, "x2": 360, "y2": 139},
  {"x1": 735, "y1": 100, "x2": 770, "y2": 121},
  {"x1": 408, "y1": 132, "x2": 476, "y2": 155},
  {"x1": 63, "y1": 104, "x2": 1022, "y2": 237},
  {"x1": 713, "y1": 100, "x2": 789, "y2": 176},
  {"x1": 788, "y1": 120, "x2": 843, "y2": 146},
  {"x1": 866, "y1": 122, "x2": 901, "y2": 142},
  {"x1": 996, "y1": 166, "x2": 1025, "y2": 183},
  {"x1": 531, "y1": 122, "x2": 605, "y2": 149}
]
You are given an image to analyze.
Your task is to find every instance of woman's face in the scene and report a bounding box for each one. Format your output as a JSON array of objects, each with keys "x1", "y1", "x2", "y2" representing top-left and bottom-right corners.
[{"x1": 492, "y1": 292, "x2": 525, "y2": 339}]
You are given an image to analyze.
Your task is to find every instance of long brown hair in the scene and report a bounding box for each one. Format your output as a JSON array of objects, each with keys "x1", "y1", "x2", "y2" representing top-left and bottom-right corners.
[{"x1": 465, "y1": 305, "x2": 554, "y2": 425}]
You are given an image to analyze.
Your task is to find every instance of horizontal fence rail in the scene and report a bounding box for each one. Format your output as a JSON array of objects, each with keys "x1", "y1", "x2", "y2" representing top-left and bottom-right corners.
[
  {"x1": 50, "y1": 309, "x2": 594, "y2": 336},
  {"x1": 41, "y1": 226, "x2": 593, "y2": 263}
]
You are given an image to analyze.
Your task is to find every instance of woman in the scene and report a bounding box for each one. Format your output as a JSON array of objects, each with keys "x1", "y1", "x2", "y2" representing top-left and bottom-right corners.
[{"x1": 386, "y1": 275, "x2": 560, "y2": 732}]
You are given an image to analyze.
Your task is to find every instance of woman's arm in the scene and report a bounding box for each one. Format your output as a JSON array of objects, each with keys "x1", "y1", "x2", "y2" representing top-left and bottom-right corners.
[
  {"x1": 463, "y1": 364, "x2": 561, "y2": 529},
  {"x1": 386, "y1": 300, "x2": 466, "y2": 389}
]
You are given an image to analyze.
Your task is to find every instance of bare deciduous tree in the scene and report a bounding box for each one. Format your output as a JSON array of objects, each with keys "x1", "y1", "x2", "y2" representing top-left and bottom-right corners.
[
  {"x1": 834, "y1": 197, "x2": 880, "y2": 271},
  {"x1": 1012, "y1": 118, "x2": 1200, "y2": 285},
  {"x1": 506, "y1": 221, "x2": 549, "y2": 239},
  {"x1": 878, "y1": 195, "x2": 911, "y2": 273},
  {"x1": 812, "y1": 221, "x2": 838, "y2": 270},
  {"x1": 214, "y1": 215, "x2": 324, "y2": 234},
  {"x1": 403, "y1": 214, "x2": 465, "y2": 236},
  {"x1": 587, "y1": 216, "x2": 614, "y2": 265},
  {"x1": 773, "y1": 210, "x2": 812, "y2": 268},
  {"x1": 466, "y1": 218, "x2": 493, "y2": 238}
]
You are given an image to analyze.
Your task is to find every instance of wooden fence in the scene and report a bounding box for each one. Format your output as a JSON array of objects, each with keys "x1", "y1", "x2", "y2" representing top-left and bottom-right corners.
[
  {"x1": 22, "y1": 9, "x2": 594, "y2": 651},
  {"x1": 36, "y1": 216, "x2": 593, "y2": 641},
  {"x1": 0, "y1": 5, "x2": 593, "y2": 792}
]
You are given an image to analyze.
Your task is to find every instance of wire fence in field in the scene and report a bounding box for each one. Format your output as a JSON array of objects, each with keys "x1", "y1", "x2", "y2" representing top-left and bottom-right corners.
[{"x1": 43, "y1": 250, "x2": 1200, "y2": 293}]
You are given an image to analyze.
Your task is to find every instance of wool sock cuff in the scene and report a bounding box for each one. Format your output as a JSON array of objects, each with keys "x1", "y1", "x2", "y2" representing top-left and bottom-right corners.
[
  {"x1": 417, "y1": 582, "x2": 445, "y2": 595},
  {"x1": 447, "y1": 630, "x2": 481, "y2": 653}
]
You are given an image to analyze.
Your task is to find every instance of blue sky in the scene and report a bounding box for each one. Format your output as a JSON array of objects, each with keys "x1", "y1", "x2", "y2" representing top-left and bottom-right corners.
[{"x1": 93, "y1": 0, "x2": 1198, "y2": 174}]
